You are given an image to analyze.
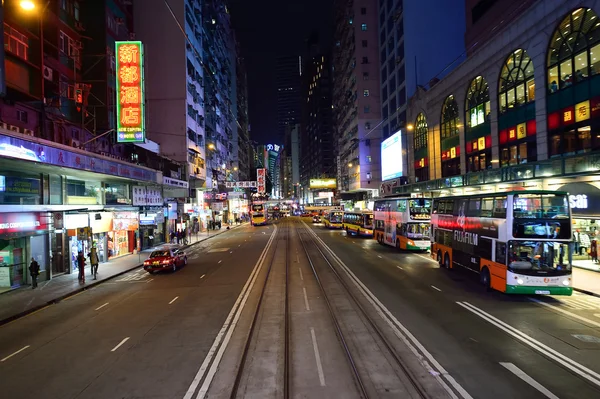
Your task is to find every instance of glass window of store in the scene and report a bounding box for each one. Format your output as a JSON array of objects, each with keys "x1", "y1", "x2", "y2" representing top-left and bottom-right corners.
[
  {"x1": 498, "y1": 49, "x2": 537, "y2": 166},
  {"x1": 465, "y1": 76, "x2": 491, "y2": 172},
  {"x1": 66, "y1": 177, "x2": 102, "y2": 205},
  {"x1": 0, "y1": 171, "x2": 41, "y2": 205},
  {"x1": 105, "y1": 182, "x2": 131, "y2": 205},
  {"x1": 414, "y1": 113, "x2": 429, "y2": 182},
  {"x1": 440, "y1": 95, "x2": 461, "y2": 177}
]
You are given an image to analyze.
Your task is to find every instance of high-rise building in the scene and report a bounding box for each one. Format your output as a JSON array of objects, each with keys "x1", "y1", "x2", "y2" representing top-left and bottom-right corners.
[
  {"x1": 301, "y1": 33, "x2": 335, "y2": 202},
  {"x1": 133, "y1": 0, "x2": 207, "y2": 186},
  {"x1": 276, "y1": 55, "x2": 302, "y2": 140},
  {"x1": 333, "y1": 0, "x2": 382, "y2": 202},
  {"x1": 236, "y1": 44, "x2": 251, "y2": 182},
  {"x1": 282, "y1": 124, "x2": 300, "y2": 199}
]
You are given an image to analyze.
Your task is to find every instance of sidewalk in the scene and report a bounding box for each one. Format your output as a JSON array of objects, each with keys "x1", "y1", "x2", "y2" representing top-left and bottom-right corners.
[
  {"x1": 0, "y1": 223, "x2": 246, "y2": 326},
  {"x1": 573, "y1": 267, "x2": 600, "y2": 297}
]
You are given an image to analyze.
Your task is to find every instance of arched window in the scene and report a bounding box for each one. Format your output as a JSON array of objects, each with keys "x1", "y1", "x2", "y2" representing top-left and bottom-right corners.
[
  {"x1": 547, "y1": 8, "x2": 600, "y2": 92},
  {"x1": 499, "y1": 49, "x2": 535, "y2": 113},
  {"x1": 414, "y1": 113, "x2": 428, "y2": 151},
  {"x1": 465, "y1": 76, "x2": 490, "y2": 128},
  {"x1": 441, "y1": 95, "x2": 459, "y2": 139}
]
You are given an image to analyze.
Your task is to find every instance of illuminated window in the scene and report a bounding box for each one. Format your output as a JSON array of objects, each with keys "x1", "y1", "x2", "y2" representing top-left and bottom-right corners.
[
  {"x1": 499, "y1": 49, "x2": 534, "y2": 113},
  {"x1": 465, "y1": 76, "x2": 490, "y2": 129},
  {"x1": 363, "y1": 89, "x2": 370, "y2": 97},
  {"x1": 414, "y1": 113, "x2": 428, "y2": 151},
  {"x1": 4, "y1": 24, "x2": 29, "y2": 61},
  {"x1": 361, "y1": 23, "x2": 367, "y2": 31},
  {"x1": 440, "y1": 95, "x2": 459, "y2": 139},
  {"x1": 547, "y1": 8, "x2": 600, "y2": 92}
]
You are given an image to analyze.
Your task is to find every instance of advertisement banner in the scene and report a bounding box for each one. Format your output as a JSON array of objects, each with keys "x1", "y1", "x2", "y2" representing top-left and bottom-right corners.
[
  {"x1": 115, "y1": 41, "x2": 146, "y2": 143},
  {"x1": 0, "y1": 176, "x2": 40, "y2": 195},
  {"x1": 257, "y1": 168, "x2": 266, "y2": 193},
  {"x1": 381, "y1": 130, "x2": 403, "y2": 181},
  {"x1": 309, "y1": 178, "x2": 336, "y2": 189},
  {"x1": 0, "y1": 213, "x2": 46, "y2": 235},
  {"x1": 0, "y1": 133, "x2": 156, "y2": 182}
]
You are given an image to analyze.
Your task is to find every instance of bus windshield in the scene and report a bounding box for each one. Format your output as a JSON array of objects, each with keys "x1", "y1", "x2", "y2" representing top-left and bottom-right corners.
[
  {"x1": 513, "y1": 194, "x2": 569, "y2": 219},
  {"x1": 508, "y1": 241, "x2": 571, "y2": 272},
  {"x1": 365, "y1": 214, "x2": 374, "y2": 228},
  {"x1": 330, "y1": 212, "x2": 343, "y2": 222},
  {"x1": 409, "y1": 200, "x2": 431, "y2": 220},
  {"x1": 406, "y1": 223, "x2": 430, "y2": 239},
  {"x1": 252, "y1": 213, "x2": 264, "y2": 218}
]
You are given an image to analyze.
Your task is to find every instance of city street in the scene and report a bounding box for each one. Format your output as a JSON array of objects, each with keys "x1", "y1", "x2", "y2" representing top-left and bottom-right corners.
[{"x1": 1, "y1": 218, "x2": 600, "y2": 398}]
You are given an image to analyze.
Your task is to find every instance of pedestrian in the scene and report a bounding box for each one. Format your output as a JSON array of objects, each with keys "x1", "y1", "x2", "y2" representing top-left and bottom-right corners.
[
  {"x1": 77, "y1": 251, "x2": 86, "y2": 282},
  {"x1": 29, "y1": 257, "x2": 40, "y2": 289},
  {"x1": 176, "y1": 229, "x2": 181, "y2": 244},
  {"x1": 88, "y1": 247, "x2": 100, "y2": 279}
]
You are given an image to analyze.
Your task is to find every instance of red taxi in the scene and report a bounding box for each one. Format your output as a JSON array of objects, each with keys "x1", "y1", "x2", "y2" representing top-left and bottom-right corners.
[{"x1": 143, "y1": 247, "x2": 187, "y2": 273}]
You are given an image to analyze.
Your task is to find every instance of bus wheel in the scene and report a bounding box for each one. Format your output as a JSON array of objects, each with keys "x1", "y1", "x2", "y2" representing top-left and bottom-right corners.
[
  {"x1": 437, "y1": 251, "x2": 443, "y2": 266},
  {"x1": 481, "y1": 268, "x2": 491, "y2": 291}
]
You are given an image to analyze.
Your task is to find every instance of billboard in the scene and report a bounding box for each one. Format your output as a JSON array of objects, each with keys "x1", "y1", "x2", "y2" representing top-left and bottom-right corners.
[
  {"x1": 381, "y1": 130, "x2": 403, "y2": 181},
  {"x1": 310, "y1": 178, "x2": 336, "y2": 189},
  {"x1": 116, "y1": 41, "x2": 145, "y2": 143},
  {"x1": 257, "y1": 168, "x2": 266, "y2": 193}
]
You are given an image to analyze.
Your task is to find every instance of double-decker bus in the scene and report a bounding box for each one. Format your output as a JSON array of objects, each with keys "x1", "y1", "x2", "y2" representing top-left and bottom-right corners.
[
  {"x1": 250, "y1": 203, "x2": 267, "y2": 226},
  {"x1": 373, "y1": 197, "x2": 431, "y2": 251},
  {"x1": 323, "y1": 209, "x2": 344, "y2": 229},
  {"x1": 342, "y1": 211, "x2": 374, "y2": 237},
  {"x1": 431, "y1": 190, "x2": 573, "y2": 295}
]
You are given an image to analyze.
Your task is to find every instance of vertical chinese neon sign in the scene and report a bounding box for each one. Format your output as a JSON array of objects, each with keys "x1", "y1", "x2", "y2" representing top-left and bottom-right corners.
[{"x1": 115, "y1": 41, "x2": 145, "y2": 143}]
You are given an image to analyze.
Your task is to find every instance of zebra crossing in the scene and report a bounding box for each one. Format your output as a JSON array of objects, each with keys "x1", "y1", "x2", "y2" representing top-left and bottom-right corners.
[
  {"x1": 115, "y1": 269, "x2": 150, "y2": 282},
  {"x1": 539, "y1": 294, "x2": 600, "y2": 311}
]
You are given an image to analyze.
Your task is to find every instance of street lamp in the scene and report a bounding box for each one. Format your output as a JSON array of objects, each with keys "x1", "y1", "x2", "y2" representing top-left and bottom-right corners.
[
  {"x1": 20, "y1": 1, "x2": 35, "y2": 10},
  {"x1": 208, "y1": 143, "x2": 215, "y2": 150},
  {"x1": 348, "y1": 163, "x2": 353, "y2": 168}
]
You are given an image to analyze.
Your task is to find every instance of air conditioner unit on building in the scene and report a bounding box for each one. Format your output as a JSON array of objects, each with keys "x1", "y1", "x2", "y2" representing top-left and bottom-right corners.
[
  {"x1": 71, "y1": 139, "x2": 80, "y2": 148},
  {"x1": 23, "y1": 129, "x2": 34, "y2": 136},
  {"x1": 9, "y1": 125, "x2": 20, "y2": 133},
  {"x1": 43, "y1": 66, "x2": 53, "y2": 81},
  {"x1": 0, "y1": 122, "x2": 7, "y2": 130}
]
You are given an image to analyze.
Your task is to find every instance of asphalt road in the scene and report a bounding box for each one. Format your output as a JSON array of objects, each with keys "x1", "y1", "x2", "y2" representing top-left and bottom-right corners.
[
  {"x1": 0, "y1": 224, "x2": 273, "y2": 399},
  {"x1": 306, "y1": 218, "x2": 600, "y2": 399}
]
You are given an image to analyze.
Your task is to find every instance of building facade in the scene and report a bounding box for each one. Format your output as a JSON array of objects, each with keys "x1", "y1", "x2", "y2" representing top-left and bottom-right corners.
[
  {"x1": 276, "y1": 55, "x2": 302, "y2": 141},
  {"x1": 333, "y1": 0, "x2": 382, "y2": 203}
]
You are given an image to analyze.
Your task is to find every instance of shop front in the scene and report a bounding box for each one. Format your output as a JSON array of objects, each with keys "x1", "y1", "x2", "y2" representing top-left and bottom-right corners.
[
  {"x1": 110, "y1": 212, "x2": 139, "y2": 258},
  {"x1": 0, "y1": 212, "x2": 49, "y2": 290},
  {"x1": 64, "y1": 213, "x2": 91, "y2": 274},
  {"x1": 559, "y1": 182, "x2": 600, "y2": 271},
  {"x1": 89, "y1": 212, "x2": 114, "y2": 263},
  {"x1": 139, "y1": 209, "x2": 165, "y2": 250}
]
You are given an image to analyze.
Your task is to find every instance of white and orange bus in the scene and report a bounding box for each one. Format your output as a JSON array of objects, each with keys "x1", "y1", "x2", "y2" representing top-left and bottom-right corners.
[
  {"x1": 431, "y1": 190, "x2": 573, "y2": 295},
  {"x1": 373, "y1": 197, "x2": 431, "y2": 251}
]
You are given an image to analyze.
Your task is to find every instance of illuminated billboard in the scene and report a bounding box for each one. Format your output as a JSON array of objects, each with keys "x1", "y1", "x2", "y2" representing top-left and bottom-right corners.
[
  {"x1": 115, "y1": 41, "x2": 145, "y2": 143},
  {"x1": 310, "y1": 178, "x2": 336, "y2": 189},
  {"x1": 381, "y1": 130, "x2": 403, "y2": 181},
  {"x1": 257, "y1": 168, "x2": 266, "y2": 193}
]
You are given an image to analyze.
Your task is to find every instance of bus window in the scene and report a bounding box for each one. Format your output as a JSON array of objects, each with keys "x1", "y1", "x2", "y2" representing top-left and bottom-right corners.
[
  {"x1": 467, "y1": 199, "x2": 481, "y2": 217},
  {"x1": 481, "y1": 198, "x2": 494, "y2": 218},
  {"x1": 495, "y1": 242, "x2": 507, "y2": 265},
  {"x1": 365, "y1": 214, "x2": 373, "y2": 228},
  {"x1": 493, "y1": 197, "x2": 507, "y2": 218},
  {"x1": 514, "y1": 194, "x2": 568, "y2": 219},
  {"x1": 508, "y1": 241, "x2": 571, "y2": 271},
  {"x1": 406, "y1": 223, "x2": 430, "y2": 239}
]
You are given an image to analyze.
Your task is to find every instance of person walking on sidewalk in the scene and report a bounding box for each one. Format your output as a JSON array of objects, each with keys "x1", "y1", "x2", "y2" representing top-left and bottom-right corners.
[
  {"x1": 77, "y1": 251, "x2": 86, "y2": 283},
  {"x1": 29, "y1": 257, "x2": 40, "y2": 289},
  {"x1": 88, "y1": 247, "x2": 100, "y2": 279}
]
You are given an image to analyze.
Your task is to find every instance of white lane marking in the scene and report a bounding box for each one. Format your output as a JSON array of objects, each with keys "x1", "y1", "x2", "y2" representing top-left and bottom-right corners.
[
  {"x1": 377, "y1": 255, "x2": 382, "y2": 258},
  {"x1": 310, "y1": 328, "x2": 326, "y2": 386},
  {"x1": 184, "y1": 225, "x2": 278, "y2": 399},
  {"x1": 218, "y1": 260, "x2": 222, "y2": 264},
  {"x1": 397, "y1": 266, "x2": 404, "y2": 270},
  {"x1": 303, "y1": 222, "x2": 471, "y2": 399},
  {"x1": 230, "y1": 251, "x2": 233, "y2": 254},
  {"x1": 169, "y1": 296, "x2": 179, "y2": 305},
  {"x1": 238, "y1": 245, "x2": 241, "y2": 247},
  {"x1": 431, "y1": 285, "x2": 442, "y2": 292},
  {"x1": 299, "y1": 267, "x2": 304, "y2": 281},
  {"x1": 296, "y1": 254, "x2": 300, "y2": 263},
  {"x1": 529, "y1": 298, "x2": 600, "y2": 328},
  {"x1": 595, "y1": 314, "x2": 600, "y2": 318},
  {"x1": 111, "y1": 337, "x2": 130, "y2": 352},
  {"x1": 416, "y1": 253, "x2": 436, "y2": 263},
  {"x1": 303, "y1": 287, "x2": 311, "y2": 311},
  {"x1": 500, "y1": 362, "x2": 560, "y2": 399},
  {"x1": 200, "y1": 274, "x2": 206, "y2": 279},
  {"x1": 1, "y1": 345, "x2": 30, "y2": 362},
  {"x1": 95, "y1": 303, "x2": 109, "y2": 311},
  {"x1": 146, "y1": 278, "x2": 153, "y2": 284},
  {"x1": 458, "y1": 301, "x2": 600, "y2": 388}
]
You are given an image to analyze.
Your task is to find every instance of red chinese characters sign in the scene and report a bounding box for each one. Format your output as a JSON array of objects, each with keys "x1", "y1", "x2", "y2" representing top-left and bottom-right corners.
[
  {"x1": 257, "y1": 168, "x2": 266, "y2": 193},
  {"x1": 115, "y1": 41, "x2": 145, "y2": 143}
]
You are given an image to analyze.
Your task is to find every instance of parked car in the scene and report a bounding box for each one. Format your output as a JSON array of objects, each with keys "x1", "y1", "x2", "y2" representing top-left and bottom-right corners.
[
  {"x1": 312, "y1": 215, "x2": 321, "y2": 223},
  {"x1": 143, "y1": 247, "x2": 187, "y2": 273}
]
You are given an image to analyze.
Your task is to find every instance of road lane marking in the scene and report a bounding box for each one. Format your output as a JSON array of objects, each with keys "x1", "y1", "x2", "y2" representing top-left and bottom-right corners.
[
  {"x1": 1, "y1": 345, "x2": 30, "y2": 362},
  {"x1": 169, "y1": 296, "x2": 179, "y2": 305},
  {"x1": 200, "y1": 274, "x2": 206, "y2": 279},
  {"x1": 431, "y1": 285, "x2": 442, "y2": 292},
  {"x1": 416, "y1": 253, "x2": 436, "y2": 263},
  {"x1": 296, "y1": 254, "x2": 300, "y2": 263},
  {"x1": 500, "y1": 362, "x2": 559, "y2": 399},
  {"x1": 238, "y1": 245, "x2": 241, "y2": 247},
  {"x1": 458, "y1": 301, "x2": 600, "y2": 388},
  {"x1": 95, "y1": 303, "x2": 109, "y2": 311},
  {"x1": 146, "y1": 279, "x2": 153, "y2": 283},
  {"x1": 299, "y1": 267, "x2": 304, "y2": 281},
  {"x1": 184, "y1": 225, "x2": 278, "y2": 399},
  {"x1": 310, "y1": 328, "x2": 326, "y2": 386},
  {"x1": 397, "y1": 266, "x2": 404, "y2": 270},
  {"x1": 302, "y1": 222, "x2": 472, "y2": 399},
  {"x1": 230, "y1": 251, "x2": 233, "y2": 254},
  {"x1": 110, "y1": 337, "x2": 130, "y2": 352},
  {"x1": 377, "y1": 255, "x2": 382, "y2": 258},
  {"x1": 218, "y1": 260, "x2": 222, "y2": 264},
  {"x1": 529, "y1": 298, "x2": 600, "y2": 328},
  {"x1": 303, "y1": 287, "x2": 311, "y2": 311}
]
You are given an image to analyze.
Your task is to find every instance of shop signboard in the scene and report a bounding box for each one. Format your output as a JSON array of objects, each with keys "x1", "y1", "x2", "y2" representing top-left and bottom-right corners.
[
  {"x1": 559, "y1": 183, "x2": 600, "y2": 217},
  {"x1": 77, "y1": 227, "x2": 90, "y2": 240},
  {"x1": 115, "y1": 41, "x2": 146, "y2": 143},
  {"x1": 0, "y1": 133, "x2": 156, "y2": 182},
  {"x1": 0, "y1": 212, "x2": 46, "y2": 235},
  {"x1": 0, "y1": 176, "x2": 40, "y2": 195},
  {"x1": 310, "y1": 178, "x2": 337, "y2": 189},
  {"x1": 225, "y1": 181, "x2": 257, "y2": 188},
  {"x1": 163, "y1": 176, "x2": 189, "y2": 188},
  {"x1": 132, "y1": 186, "x2": 163, "y2": 206},
  {"x1": 257, "y1": 168, "x2": 266, "y2": 193}
]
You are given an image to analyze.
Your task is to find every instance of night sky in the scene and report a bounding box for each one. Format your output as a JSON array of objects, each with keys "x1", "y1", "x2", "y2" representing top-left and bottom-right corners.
[{"x1": 229, "y1": 0, "x2": 333, "y2": 144}]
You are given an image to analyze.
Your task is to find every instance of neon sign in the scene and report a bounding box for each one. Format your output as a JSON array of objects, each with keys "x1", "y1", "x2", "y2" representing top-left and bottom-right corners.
[{"x1": 115, "y1": 41, "x2": 145, "y2": 143}]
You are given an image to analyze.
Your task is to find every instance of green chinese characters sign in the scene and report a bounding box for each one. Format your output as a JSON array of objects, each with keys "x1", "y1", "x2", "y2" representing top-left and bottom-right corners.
[{"x1": 115, "y1": 41, "x2": 145, "y2": 143}]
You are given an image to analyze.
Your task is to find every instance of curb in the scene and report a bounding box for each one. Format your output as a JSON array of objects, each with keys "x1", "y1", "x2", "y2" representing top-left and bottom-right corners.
[
  {"x1": 0, "y1": 223, "x2": 247, "y2": 327},
  {"x1": 573, "y1": 287, "x2": 600, "y2": 298}
]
